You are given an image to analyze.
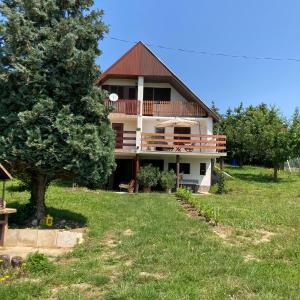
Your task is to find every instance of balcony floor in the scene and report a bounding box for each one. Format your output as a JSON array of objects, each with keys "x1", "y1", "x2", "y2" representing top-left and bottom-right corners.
[{"x1": 115, "y1": 149, "x2": 227, "y2": 158}]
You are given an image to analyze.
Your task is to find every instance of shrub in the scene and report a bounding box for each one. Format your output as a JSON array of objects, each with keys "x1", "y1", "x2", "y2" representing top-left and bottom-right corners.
[
  {"x1": 25, "y1": 252, "x2": 54, "y2": 274},
  {"x1": 137, "y1": 164, "x2": 160, "y2": 188},
  {"x1": 160, "y1": 170, "x2": 176, "y2": 192},
  {"x1": 217, "y1": 173, "x2": 226, "y2": 194},
  {"x1": 175, "y1": 187, "x2": 192, "y2": 201}
]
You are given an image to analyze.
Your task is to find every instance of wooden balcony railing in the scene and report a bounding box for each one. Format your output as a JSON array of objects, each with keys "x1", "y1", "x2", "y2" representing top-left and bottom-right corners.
[
  {"x1": 141, "y1": 133, "x2": 226, "y2": 153},
  {"x1": 105, "y1": 99, "x2": 139, "y2": 115},
  {"x1": 105, "y1": 99, "x2": 206, "y2": 117},
  {"x1": 143, "y1": 100, "x2": 206, "y2": 117},
  {"x1": 115, "y1": 130, "x2": 136, "y2": 150}
]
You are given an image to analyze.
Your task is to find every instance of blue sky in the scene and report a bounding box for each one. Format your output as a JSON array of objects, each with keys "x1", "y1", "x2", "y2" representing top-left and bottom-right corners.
[{"x1": 94, "y1": 0, "x2": 300, "y2": 117}]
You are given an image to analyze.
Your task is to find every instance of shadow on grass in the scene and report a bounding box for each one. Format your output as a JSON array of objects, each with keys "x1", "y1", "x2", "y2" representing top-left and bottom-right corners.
[
  {"x1": 233, "y1": 173, "x2": 290, "y2": 183},
  {"x1": 51, "y1": 179, "x2": 74, "y2": 188},
  {"x1": 7, "y1": 201, "x2": 87, "y2": 228},
  {"x1": 6, "y1": 182, "x2": 29, "y2": 193}
]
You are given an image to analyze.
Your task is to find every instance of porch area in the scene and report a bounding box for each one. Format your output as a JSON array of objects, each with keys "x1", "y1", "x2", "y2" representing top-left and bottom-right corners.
[{"x1": 141, "y1": 132, "x2": 226, "y2": 153}]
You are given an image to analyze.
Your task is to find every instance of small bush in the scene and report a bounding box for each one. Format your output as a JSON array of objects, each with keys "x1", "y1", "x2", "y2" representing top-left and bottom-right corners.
[
  {"x1": 160, "y1": 170, "x2": 176, "y2": 192},
  {"x1": 217, "y1": 173, "x2": 226, "y2": 194},
  {"x1": 25, "y1": 252, "x2": 54, "y2": 274},
  {"x1": 138, "y1": 164, "x2": 160, "y2": 188},
  {"x1": 176, "y1": 187, "x2": 192, "y2": 201}
]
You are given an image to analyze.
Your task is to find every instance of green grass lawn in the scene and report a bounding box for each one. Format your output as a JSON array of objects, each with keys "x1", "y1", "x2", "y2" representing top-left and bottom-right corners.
[{"x1": 1, "y1": 166, "x2": 300, "y2": 299}]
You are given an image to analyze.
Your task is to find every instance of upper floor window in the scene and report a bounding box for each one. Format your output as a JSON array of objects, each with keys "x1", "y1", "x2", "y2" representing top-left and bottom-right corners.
[
  {"x1": 144, "y1": 87, "x2": 171, "y2": 101},
  {"x1": 102, "y1": 85, "x2": 136, "y2": 100}
]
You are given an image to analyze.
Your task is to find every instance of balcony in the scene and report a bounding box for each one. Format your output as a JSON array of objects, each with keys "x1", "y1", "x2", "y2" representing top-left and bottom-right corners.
[
  {"x1": 141, "y1": 132, "x2": 226, "y2": 153},
  {"x1": 104, "y1": 99, "x2": 139, "y2": 115},
  {"x1": 105, "y1": 99, "x2": 206, "y2": 117},
  {"x1": 143, "y1": 100, "x2": 206, "y2": 117}
]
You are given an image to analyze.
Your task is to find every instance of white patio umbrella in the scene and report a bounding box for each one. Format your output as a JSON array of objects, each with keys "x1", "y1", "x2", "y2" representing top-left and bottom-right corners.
[{"x1": 156, "y1": 118, "x2": 199, "y2": 128}]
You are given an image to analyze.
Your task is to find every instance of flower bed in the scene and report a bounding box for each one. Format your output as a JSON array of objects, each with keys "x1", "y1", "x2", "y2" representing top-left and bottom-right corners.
[{"x1": 175, "y1": 187, "x2": 219, "y2": 225}]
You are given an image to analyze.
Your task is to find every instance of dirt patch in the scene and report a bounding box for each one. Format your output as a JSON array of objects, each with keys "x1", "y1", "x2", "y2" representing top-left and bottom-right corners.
[
  {"x1": 124, "y1": 260, "x2": 133, "y2": 267},
  {"x1": 101, "y1": 251, "x2": 117, "y2": 259},
  {"x1": 123, "y1": 229, "x2": 134, "y2": 236},
  {"x1": 50, "y1": 283, "x2": 103, "y2": 299},
  {"x1": 101, "y1": 232, "x2": 120, "y2": 248},
  {"x1": 140, "y1": 271, "x2": 166, "y2": 279},
  {"x1": 213, "y1": 225, "x2": 275, "y2": 246},
  {"x1": 253, "y1": 230, "x2": 275, "y2": 244},
  {"x1": 244, "y1": 254, "x2": 261, "y2": 262},
  {"x1": 179, "y1": 201, "x2": 201, "y2": 219},
  {"x1": 213, "y1": 225, "x2": 233, "y2": 241}
]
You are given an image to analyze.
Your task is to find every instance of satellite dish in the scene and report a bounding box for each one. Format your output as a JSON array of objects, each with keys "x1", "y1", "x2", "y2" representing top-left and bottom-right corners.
[{"x1": 109, "y1": 93, "x2": 119, "y2": 102}]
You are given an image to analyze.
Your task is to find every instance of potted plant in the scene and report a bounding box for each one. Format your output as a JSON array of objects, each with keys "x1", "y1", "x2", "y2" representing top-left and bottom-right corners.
[
  {"x1": 160, "y1": 170, "x2": 176, "y2": 193},
  {"x1": 138, "y1": 164, "x2": 160, "y2": 192}
]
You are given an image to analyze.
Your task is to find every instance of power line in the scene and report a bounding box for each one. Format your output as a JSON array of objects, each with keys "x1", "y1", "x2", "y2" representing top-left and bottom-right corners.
[{"x1": 104, "y1": 36, "x2": 300, "y2": 63}]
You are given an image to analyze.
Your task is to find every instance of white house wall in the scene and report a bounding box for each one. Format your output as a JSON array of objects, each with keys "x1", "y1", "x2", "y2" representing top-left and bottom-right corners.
[
  {"x1": 141, "y1": 155, "x2": 212, "y2": 188},
  {"x1": 163, "y1": 156, "x2": 211, "y2": 187},
  {"x1": 102, "y1": 78, "x2": 137, "y2": 86}
]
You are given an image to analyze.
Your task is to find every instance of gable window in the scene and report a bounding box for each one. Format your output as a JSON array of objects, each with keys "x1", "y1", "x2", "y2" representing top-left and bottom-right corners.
[
  {"x1": 102, "y1": 85, "x2": 136, "y2": 100},
  {"x1": 168, "y1": 163, "x2": 190, "y2": 174},
  {"x1": 143, "y1": 87, "x2": 171, "y2": 101},
  {"x1": 200, "y1": 163, "x2": 206, "y2": 175}
]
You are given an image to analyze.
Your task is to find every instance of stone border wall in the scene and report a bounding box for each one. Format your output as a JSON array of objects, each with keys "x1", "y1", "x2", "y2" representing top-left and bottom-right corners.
[{"x1": 5, "y1": 229, "x2": 84, "y2": 248}]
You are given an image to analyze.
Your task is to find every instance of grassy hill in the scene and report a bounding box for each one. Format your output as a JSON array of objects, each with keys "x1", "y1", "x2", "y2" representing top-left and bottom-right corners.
[{"x1": 1, "y1": 166, "x2": 300, "y2": 299}]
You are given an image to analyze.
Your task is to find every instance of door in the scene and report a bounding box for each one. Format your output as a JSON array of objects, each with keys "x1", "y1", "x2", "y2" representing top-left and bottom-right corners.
[
  {"x1": 113, "y1": 159, "x2": 135, "y2": 189},
  {"x1": 174, "y1": 127, "x2": 191, "y2": 144},
  {"x1": 112, "y1": 123, "x2": 124, "y2": 149}
]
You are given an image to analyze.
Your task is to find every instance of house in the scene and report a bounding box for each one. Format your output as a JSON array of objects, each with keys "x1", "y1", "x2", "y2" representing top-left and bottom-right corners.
[{"x1": 96, "y1": 42, "x2": 226, "y2": 193}]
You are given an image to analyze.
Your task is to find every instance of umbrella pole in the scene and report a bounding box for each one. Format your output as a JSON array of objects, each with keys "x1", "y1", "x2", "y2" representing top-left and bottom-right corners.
[{"x1": 176, "y1": 155, "x2": 180, "y2": 188}]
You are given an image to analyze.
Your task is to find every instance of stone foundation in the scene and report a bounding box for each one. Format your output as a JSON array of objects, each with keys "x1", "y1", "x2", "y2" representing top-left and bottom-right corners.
[{"x1": 196, "y1": 185, "x2": 210, "y2": 194}]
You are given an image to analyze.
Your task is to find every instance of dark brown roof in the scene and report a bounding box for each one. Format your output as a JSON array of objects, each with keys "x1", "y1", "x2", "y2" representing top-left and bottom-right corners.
[{"x1": 96, "y1": 42, "x2": 219, "y2": 121}]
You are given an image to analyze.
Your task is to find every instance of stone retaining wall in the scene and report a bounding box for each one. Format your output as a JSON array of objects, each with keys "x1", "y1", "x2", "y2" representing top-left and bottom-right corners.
[{"x1": 5, "y1": 229, "x2": 84, "y2": 248}]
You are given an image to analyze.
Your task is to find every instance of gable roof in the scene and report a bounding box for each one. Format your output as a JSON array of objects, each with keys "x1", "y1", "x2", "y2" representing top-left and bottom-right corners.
[{"x1": 96, "y1": 41, "x2": 219, "y2": 121}]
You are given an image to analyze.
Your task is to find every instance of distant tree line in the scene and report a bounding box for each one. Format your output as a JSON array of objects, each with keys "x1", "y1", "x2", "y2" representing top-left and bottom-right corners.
[{"x1": 212, "y1": 102, "x2": 300, "y2": 179}]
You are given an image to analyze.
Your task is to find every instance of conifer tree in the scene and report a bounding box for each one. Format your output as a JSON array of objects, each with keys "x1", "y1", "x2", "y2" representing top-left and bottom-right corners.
[{"x1": 0, "y1": 0, "x2": 115, "y2": 222}]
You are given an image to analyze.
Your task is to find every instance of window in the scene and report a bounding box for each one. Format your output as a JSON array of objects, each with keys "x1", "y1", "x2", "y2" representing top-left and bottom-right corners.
[
  {"x1": 101, "y1": 85, "x2": 136, "y2": 100},
  {"x1": 143, "y1": 87, "x2": 171, "y2": 101},
  {"x1": 200, "y1": 163, "x2": 206, "y2": 175},
  {"x1": 168, "y1": 163, "x2": 190, "y2": 174},
  {"x1": 154, "y1": 88, "x2": 171, "y2": 101},
  {"x1": 155, "y1": 127, "x2": 165, "y2": 134},
  {"x1": 141, "y1": 160, "x2": 164, "y2": 171},
  {"x1": 128, "y1": 87, "x2": 136, "y2": 99},
  {"x1": 174, "y1": 127, "x2": 191, "y2": 144},
  {"x1": 144, "y1": 87, "x2": 154, "y2": 100}
]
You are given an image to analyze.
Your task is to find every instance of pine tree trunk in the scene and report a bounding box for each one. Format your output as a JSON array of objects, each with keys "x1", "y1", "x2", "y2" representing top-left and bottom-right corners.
[{"x1": 30, "y1": 173, "x2": 48, "y2": 224}]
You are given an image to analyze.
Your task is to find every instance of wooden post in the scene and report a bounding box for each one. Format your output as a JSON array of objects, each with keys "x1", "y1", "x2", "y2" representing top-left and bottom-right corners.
[
  {"x1": 219, "y1": 157, "x2": 224, "y2": 171},
  {"x1": 2, "y1": 181, "x2": 5, "y2": 201},
  {"x1": 135, "y1": 154, "x2": 140, "y2": 193},
  {"x1": 0, "y1": 214, "x2": 8, "y2": 247},
  {"x1": 176, "y1": 155, "x2": 180, "y2": 189}
]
